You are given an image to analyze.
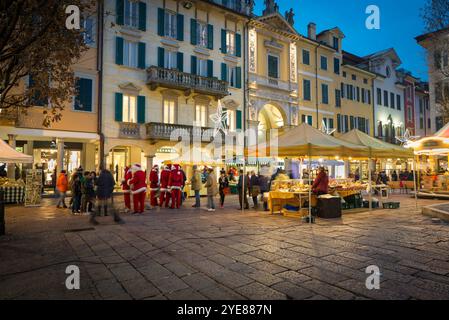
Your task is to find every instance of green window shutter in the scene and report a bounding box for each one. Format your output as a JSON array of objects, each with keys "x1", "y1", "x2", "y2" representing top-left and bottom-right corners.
[
  {"x1": 158, "y1": 47, "x2": 164, "y2": 68},
  {"x1": 221, "y1": 63, "x2": 227, "y2": 81},
  {"x1": 207, "y1": 24, "x2": 213, "y2": 50},
  {"x1": 350, "y1": 116, "x2": 354, "y2": 130},
  {"x1": 235, "y1": 66, "x2": 242, "y2": 89},
  {"x1": 334, "y1": 58, "x2": 340, "y2": 74},
  {"x1": 190, "y1": 19, "x2": 197, "y2": 45},
  {"x1": 138, "y1": 2, "x2": 146, "y2": 31},
  {"x1": 308, "y1": 116, "x2": 313, "y2": 126},
  {"x1": 207, "y1": 60, "x2": 213, "y2": 78},
  {"x1": 303, "y1": 80, "x2": 311, "y2": 101},
  {"x1": 177, "y1": 52, "x2": 183, "y2": 72},
  {"x1": 221, "y1": 29, "x2": 227, "y2": 54},
  {"x1": 157, "y1": 8, "x2": 165, "y2": 36},
  {"x1": 115, "y1": 92, "x2": 123, "y2": 122},
  {"x1": 177, "y1": 14, "x2": 184, "y2": 41},
  {"x1": 138, "y1": 42, "x2": 146, "y2": 69},
  {"x1": 236, "y1": 33, "x2": 241, "y2": 57},
  {"x1": 116, "y1": 37, "x2": 124, "y2": 65},
  {"x1": 137, "y1": 96, "x2": 146, "y2": 124},
  {"x1": 236, "y1": 110, "x2": 242, "y2": 130},
  {"x1": 191, "y1": 56, "x2": 197, "y2": 75},
  {"x1": 116, "y1": 0, "x2": 124, "y2": 25},
  {"x1": 75, "y1": 78, "x2": 93, "y2": 112}
]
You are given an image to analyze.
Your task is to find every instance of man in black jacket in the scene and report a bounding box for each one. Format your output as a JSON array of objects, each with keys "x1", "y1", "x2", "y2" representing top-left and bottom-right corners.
[
  {"x1": 237, "y1": 170, "x2": 249, "y2": 210},
  {"x1": 90, "y1": 169, "x2": 123, "y2": 225}
]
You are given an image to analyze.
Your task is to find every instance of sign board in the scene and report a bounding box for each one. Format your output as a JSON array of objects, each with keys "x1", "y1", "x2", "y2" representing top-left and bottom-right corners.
[{"x1": 24, "y1": 169, "x2": 42, "y2": 207}]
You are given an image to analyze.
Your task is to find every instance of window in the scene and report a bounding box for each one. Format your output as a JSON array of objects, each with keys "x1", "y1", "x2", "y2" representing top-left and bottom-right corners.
[
  {"x1": 363, "y1": 78, "x2": 368, "y2": 84},
  {"x1": 361, "y1": 88, "x2": 366, "y2": 103},
  {"x1": 74, "y1": 77, "x2": 93, "y2": 112},
  {"x1": 195, "y1": 104, "x2": 208, "y2": 127},
  {"x1": 341, "y1": 83, "x2": 345, "y2": 99},
  {"x1": 164, "y1": 10, "x2": 177, "y2": 39},
  {"x1": 320, "y1": 56, "x2": 328, "y2": 70},
  {"x1": 352, "y1": 74, "x2": 356, "y2": 81},
  {"x1": 334, "y1": 58, "x2": 340, "y2": 74},
  {"x1": 301, "y1": 115, "x2": 313, "y2": 125},
  {"x1": 420, "y1": 117, "x2": 424, "y2": 130},
  {"x1": 228, "y1": 65, "x2": 237, "y2": 88},
  {"x1": 197, "y1": 21, "x2": 208, "y2": 47},
  {"x1": 356, "y1": 87, "x2": 360, "y2": 102},
  {"x1": 303, "y1": 79, "x2": 311, "y2": 101},
  {"x1": 383, "y1": 90, "x2": 389, "y2": 107},
  {"x1": 82, "y1": 17, "x2": 95, "y2": 46},
  {"x1": 226, "y1": 109, "x2": 236, "y2": 132},
  {"x1": 343, "y1": 71, "x2": 347, "y2": 78},
  {"x1": 367, "y1": 90, "x2": 371, "y2": 104},
  {"x1": 164, "y1": 50, "x2": 178, "y2": 69},
  {"x1": 333, "y1": 37, "x2": 339, "y2": 51},
  {"x1": 302, "y1": 50, "x2": 310, "y2": 65},
  {"x1": 226, "y1": 30, "x2": 236, "y2": 55},
  {"x1": 391, "y1": 92, "x2": 395, "y2": 109},
  {"x1": 335, "y1": 89, "x2": 341, "y2": 107},
  {"x1": 268, "y1": 54, "x2": 279, "y2": 79},
  {"x1": 163, "y1": 98, "x2": 176, "y2": 124},
  {"x1": 386, "y1": 66, "x2": 391, "y2": 77},
  {"x1": 396, "y1": 94, "x2": 401, "y2": 110},
  {"x1": 434, "y1": 49, "x2": 449, "y2": 70},
  {"x1": 321, "y1": 84, "x2": 329, "y2": 104},
  {"x1": 124, "y1": 0, "x2": 139, "y2": 28},
  {"x1": 428, "y1": 118, "x2": 431, "y2": 129},
  {"x1": 123, "y1": 94, "x2": 137, "y2": 123},
  {"x1": 377, "y1": 88, "x2": 382, "y2": 105},
  {"x1": 197, "y1": 58, "x2": 208, "y2": 77},
  {"x1": 123, "y1": 40, "x2": 138, "y2": 68}
]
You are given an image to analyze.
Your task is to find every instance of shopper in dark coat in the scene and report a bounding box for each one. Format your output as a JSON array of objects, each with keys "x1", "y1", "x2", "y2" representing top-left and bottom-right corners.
[
  {"x1": 237, "y1": 170, "x2": 249, "y2": 210},
  {"x1": 258, "y1": 175, "x2": 270, "y2": 211},
  {"x1": 218, "y1": 171, "x2": 229, "y2": 208},
  {"x1": 70, "y1": 173, "x2": 82, "y2": 214},
  {"x1": 249, "y1": 171, "x2": 260, "y2": 208},
  {"x1": 90, "y1": 169, "x2": 123, "y2": 225}
]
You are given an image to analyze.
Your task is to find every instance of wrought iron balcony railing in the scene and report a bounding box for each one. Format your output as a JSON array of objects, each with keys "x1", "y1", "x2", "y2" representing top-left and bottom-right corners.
[{"x1": 147, "y1": 66, "x2": 229, "y2": 99}]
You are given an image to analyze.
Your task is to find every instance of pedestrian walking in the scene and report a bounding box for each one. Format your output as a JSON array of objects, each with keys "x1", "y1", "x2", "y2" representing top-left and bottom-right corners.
[
  {"x1": 149, "y1": 165, "x2": 159, "y2": 208},
  {"x1": 70, "y1": 173, "x2": 82, "y2": 214},
  {"x1": 259, "y1": 174, "x2": 270, "y2": 211},
  {"x1": 159, "y1": 164, "x2": 171, "y2": 208},
  {"x1": 218, "y1": 170, "x2": 229, "y2": 208},
  {"x1": 121, "y1": 166, "x2": 132, "y2": 213},
  {"x1": 237, "y1": 170, "x2": 249, "y2": 210},
  {"x1": 90, "y1": 169, "x2": 123, "y2": 225},
  {"x1": 205, "y1": 168, "x2": 218, "y2": 212},
  {"x1": 56, "y1": 170, "x2": 68, "y2": 209},
  {"x1": 249, "y1": 171, "x2": 260, "y2": 208},
  {"x1": 191, "y1": 165, "x2": 202, "y2": 208}
]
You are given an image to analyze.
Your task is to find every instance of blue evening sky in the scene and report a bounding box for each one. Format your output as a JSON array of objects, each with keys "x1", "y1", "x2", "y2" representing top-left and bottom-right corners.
[{"x1": 253, "y1": 0, "x2": 429, "y2": 80}]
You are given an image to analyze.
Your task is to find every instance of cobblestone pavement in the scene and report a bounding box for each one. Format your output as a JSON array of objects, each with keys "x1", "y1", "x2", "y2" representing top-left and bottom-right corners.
[{"x1": 1, "y1": 194, "x2": 449, "y2": 300}]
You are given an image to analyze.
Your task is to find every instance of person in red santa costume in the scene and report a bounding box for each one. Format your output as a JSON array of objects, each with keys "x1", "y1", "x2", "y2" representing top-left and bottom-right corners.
[
  {"x1": 148, "y1": 164, "x2": 159, "y2": 207},
  {"x1": 128, "y1": 164, "x2": 147, "y2": 214},
  {"x1": 168, "y1": 164, "x2": 183, "y2": 209},
  {"x1": 121, "y1": 166, "x2": 132, "y2": 213},
  {"x1": 159, "y1": 164, "x2": 172, "y2": 208}
]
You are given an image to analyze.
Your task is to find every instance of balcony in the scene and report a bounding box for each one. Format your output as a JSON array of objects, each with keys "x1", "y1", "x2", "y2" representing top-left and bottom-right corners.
[
  {"x1": 146, "y1": 122, "x2": 221, "y2": 143},
  {"x1": 147, "y1": 66, "x2": 229, "y2": 99},
  {"x1": 119, "y1": 122, "x2": 141, "y2": 139}
]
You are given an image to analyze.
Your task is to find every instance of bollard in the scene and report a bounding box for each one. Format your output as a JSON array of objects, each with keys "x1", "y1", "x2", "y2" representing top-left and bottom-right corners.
[{"x1": 0, "y1": 190, "x2": 5, "y2": 235}]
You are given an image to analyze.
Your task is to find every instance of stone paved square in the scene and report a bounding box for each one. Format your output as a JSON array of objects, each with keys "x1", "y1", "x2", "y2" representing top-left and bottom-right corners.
[{"x1": 1, "y1": 195, "x2": 449, "y2": 300}]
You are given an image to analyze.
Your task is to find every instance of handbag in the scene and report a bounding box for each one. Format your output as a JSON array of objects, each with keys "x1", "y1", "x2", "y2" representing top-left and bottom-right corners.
[
  {"x1": 223, "y1": 187, "x2": 231, "y2": 195},
  {"x1": 251, "y1": 185, "x2": 261, "y2": 197}
]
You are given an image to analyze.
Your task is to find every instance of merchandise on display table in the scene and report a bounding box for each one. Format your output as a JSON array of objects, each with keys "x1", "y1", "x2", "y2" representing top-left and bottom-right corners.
[
  {"x1": 270, "y1": 179, "x2": 310, "y2": 193},
  {"x1": 0, "y1": 177, "x2": 26, "y2": 188},
  {"x1": 24, "y1": 169, "x2": 43, "y2": 207}
]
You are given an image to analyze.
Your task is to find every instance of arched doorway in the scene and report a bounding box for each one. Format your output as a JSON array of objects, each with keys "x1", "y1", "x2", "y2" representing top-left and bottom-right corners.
[{"x1": 258, "y1": 103, "x2": 285, "y2": 144}]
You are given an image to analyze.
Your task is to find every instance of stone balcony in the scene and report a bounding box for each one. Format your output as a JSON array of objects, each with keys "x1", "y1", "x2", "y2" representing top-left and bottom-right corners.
[
  {"x1": 146, "y1": 122, "x2": 223, "y2": 144},
  {"x1": 146, "y1": 66, "x2": 229, "y2": 99},
  {"x1": 119, "y1": 122, "x2": 141, "y2": 139}
]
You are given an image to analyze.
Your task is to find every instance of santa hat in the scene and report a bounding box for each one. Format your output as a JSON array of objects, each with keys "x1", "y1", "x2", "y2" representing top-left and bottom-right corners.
[
  {"x1": 152, "y1": 164, "x2": 159, "y2": 171},
  {"x1": 131, "y1": 163, "x2": 142, "y2": 173}
]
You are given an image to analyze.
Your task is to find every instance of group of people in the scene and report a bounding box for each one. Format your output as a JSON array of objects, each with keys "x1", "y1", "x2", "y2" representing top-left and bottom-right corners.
[
  {"x1": 236, "y1": 170, "x2": 270, "y2": 210},
  {"x1": 55, "y1": 166, "x2": 122, "y2": 225}
]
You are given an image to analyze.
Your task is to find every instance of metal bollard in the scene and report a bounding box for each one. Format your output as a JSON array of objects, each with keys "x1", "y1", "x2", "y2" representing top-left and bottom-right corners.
[{"x1": 0, "y1": 190, "x2": 5, "y2": 235}]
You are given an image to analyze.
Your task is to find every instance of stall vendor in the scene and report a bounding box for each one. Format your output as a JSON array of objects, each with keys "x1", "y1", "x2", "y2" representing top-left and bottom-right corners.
[{"x1": 312, "y1": 167, "x2": 329, "y2": 196}]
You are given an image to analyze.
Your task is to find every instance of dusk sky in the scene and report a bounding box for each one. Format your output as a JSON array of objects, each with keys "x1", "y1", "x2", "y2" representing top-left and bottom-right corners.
[{"x1": 254, "y1": 0, "x2": 429, "y2": 80}]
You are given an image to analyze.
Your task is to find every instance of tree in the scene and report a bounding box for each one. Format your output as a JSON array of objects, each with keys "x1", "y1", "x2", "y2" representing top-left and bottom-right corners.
[
  {"x1": 421, "y1": 0, "x2": 449, "y2": 123},
  {"x1": 0, "y1": 0, "x2": 94, "y2": 127}
]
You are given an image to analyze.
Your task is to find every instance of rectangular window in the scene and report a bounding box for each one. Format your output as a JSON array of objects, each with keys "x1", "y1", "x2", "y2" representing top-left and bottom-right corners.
[
  {"x1": 352, "y1": 74, "x2": 356, "y2": 81},
  {"x1": 321, "y1": 84, "x2": 329, "y2": 104},
  {"x1": 164, "y1": 50, "x2": 178, "y2": 69},
  {"x1": 123, "y1": 94, "x2": 137, "y2": 123},
  {"x1": 334, "y1": 58, "x2": 340, "y2": 74},
  {"x1": 303, "y1": 79, "x2": 311, "y2": 101},
  {"x1": 163, "y1": 99, "x2": 176, "y2": 124},
  {"x1": 367, "y1": 90, "x2": 371, "y2": 104},
  {"x1": 268, "y1": 54, "x2": 279, "y2": 79},
  {"x1": 391, "y1": 92, "x2": 395, "y2": 109},
  {"x1": 197, "y1": 58, "x2": 208, "y2": 77},
  {"x1": 82, "y1": 17, "x2": 95, "y2": 45},
  {"x1": 124, "y1": 0, "x2": 139, "y2": 28},
  {"x1": 302, "y1": 50, "x2": 310, "y2": 65},
  {"x1": 195, "y1": 104, "x2": 207, "y2": 127},
  {"x1": 361, "y1": 88, "x2": 366, "y2": 103},
  {"x1": 301, "y1": 115, "x2": 313, "y2": 125},
  {"x1": 164, "y1": 10, "x2": 177, "y2": 39},
  {"x1": 320, "y1": 56, "x2": 328, "y2": 71},
  {"x1": 197, "y1": 21, "x2": 208, "y2": 47},
  {"x1": 335, "y1": 89, "x2": 341, "y2": 107},
  {"x1": 228, "y1": 65, "x2": 237, "y2": 88},
  {"x1": 397, "y1": 94, "x2": 401, "y2": 110},
  {"x1": 333, "y1": 37, "x2": 339, "y2": 51},
  {"x1": 383, "y1": 90, "x2": 389, "y2": 107},
  {"x1": 377, "y1": 88, "x2": 382, "y2": 105},
  {"x1": 356, "y1": 87, "x2": 360, "y2": 102},
  {"x1": 123, "y1": 40, "x2": 139, "y2": 68},
  {"x1": 74, "y1": 77, "x2": 93, "y2": 112},
  {"x1": 226, "y1": 30, "x2": 236, "y2": 55}
]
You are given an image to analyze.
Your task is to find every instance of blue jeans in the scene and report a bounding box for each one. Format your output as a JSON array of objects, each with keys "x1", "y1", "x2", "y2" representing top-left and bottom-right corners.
[
  {"x1": 194, "y1": 190, "x2": 200, "y2": 207},
  {"x1": 207, "y1": 196, "x2": 215, "y2": 209}
]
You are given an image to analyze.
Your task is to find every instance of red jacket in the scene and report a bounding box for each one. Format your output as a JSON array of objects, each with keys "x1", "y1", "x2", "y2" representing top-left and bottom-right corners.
[
  {"x1": 129, "y1": 167, "x2": 147, "y2": 194},
  {"x1": 149, "y1": 169, "x2": 159, "y2": 190},
  {"x1": 160, "y1": 168, "x2": 171, "y2": 191},
  {"x1": 122, "y1": 167, "x2": 132, "y2": 192},
  {"x1": 168, "y1": 169, "x2": 183, "y2": 190},
  {"x1": 312, "y1": 171, "x2": 329, "y2": 194}
]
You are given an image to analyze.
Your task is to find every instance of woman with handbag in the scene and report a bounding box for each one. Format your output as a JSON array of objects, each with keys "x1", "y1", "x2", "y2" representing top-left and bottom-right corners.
[{"x1": 218, "y1": 170, "x2": 229, "y2": 209}]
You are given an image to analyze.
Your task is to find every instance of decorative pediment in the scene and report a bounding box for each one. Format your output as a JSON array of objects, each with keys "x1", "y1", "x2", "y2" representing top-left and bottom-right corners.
[
  {"x1": 118, "y1": 82, "x2": 142, "y2": 94},
  {"x1": 257, "y1": 13, "x2": 299, "y2": 36}
]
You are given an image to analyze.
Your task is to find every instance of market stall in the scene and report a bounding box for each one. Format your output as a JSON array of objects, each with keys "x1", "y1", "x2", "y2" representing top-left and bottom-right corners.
[{"x1": 0, "y1": 139, "x2": 33, "y2": 204}]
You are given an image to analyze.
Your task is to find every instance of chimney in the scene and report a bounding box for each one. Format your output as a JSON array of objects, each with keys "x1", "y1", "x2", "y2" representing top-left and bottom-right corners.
[{"x1": 308, "y1": 22, "x2": 316, "y2": 40}]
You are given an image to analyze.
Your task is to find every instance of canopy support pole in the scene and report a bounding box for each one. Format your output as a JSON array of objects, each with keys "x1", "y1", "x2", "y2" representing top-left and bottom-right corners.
[
  {"x1": 308, "y1": 144, "x2": 312, "y2": 225},
  {"x1": 413, "y1": 155, "x2": 418, "y2": 210},
  {"x1": 368, "y1": 157, "x2": 372, "y2": 211}
]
